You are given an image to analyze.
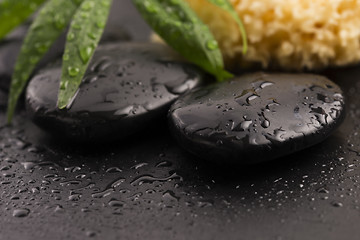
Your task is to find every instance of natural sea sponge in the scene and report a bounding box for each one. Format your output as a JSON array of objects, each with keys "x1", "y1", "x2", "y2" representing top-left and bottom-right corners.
[{"x1": 183, "y1": 0, "x2": 360, "y2": 70}]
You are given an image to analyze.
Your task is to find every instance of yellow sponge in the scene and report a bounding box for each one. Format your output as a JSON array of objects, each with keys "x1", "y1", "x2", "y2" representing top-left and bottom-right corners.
[{"x1": 183, "y1": 0, "x2": 360, "y2": 70}]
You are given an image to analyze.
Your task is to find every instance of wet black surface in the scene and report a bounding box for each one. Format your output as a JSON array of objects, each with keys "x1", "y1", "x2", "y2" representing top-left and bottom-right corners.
[
  {"x1": 169, "y1": 73, "x2": 345, "y2": 164},
  {"x1": 1, "y1": 1, "x2": 360, "y2": 240},
  {"x1": 26, "y1": 43, "x2": 203, "y2": 142}
]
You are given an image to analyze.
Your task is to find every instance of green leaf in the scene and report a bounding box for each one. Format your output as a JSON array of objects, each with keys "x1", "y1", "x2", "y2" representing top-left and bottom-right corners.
[
  {"x1": 0, "y1": 0, "x2": 46, "y2": 40},
  {"x1": 133, "y1": 0, "x2": 233, "y2": 82},
  {"x1": 57, "y1": 0, "x2": 112, "y2": 109},
  {"x1": 206, "y1": 0, "x2": 248, "y2": 54},
  {"x1": 6, "y1": 0, "x2": 84, "y2": 123}
]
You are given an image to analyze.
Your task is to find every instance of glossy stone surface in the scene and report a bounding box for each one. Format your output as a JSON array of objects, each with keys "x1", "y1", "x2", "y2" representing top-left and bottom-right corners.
[
  {"x1": 26, "y1": 43, "x2": 203, "y2": 142},
  {"x1": 169, "y1": 72, "x2": 345, "y2": 164}
]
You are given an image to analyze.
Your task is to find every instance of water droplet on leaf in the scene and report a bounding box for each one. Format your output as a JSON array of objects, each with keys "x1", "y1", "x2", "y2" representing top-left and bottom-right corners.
[
  {"x1": 206, "y1": 40, "x2": 218, "y2": 50},
  {"x1": 68, "y1": 67, "x2": 80, "y2": 77},
  {"x1": 79, "y1": 46, "x2": 94, "y2": 63}
]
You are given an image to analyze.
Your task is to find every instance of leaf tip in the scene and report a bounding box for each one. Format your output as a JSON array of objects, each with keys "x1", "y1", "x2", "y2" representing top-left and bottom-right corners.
[
  {"x1": 6, "y1": 104, "x2": 15, "y2": 125},
  {"x1": 242, "y1": 44, "x2": 248, "y2": 55},
  {"x1": 5, "y1": 90, "x2": 19, "y2": 124},
  {"x1": 215, "y1": 70, "x2": 234, "y2": 82},
  {"x1": 57, "y1": 99, "x2": 67, "y2": 110},
  {"x1": 6, "y1": 114, "x2": 13, "y2": 125}
]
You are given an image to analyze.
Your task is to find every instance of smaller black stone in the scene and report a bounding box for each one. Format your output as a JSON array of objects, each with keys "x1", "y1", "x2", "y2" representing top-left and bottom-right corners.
[
  {"x1": 101, "y1": 24, "x2": 131, "y2": 43},
  {"x1": 168, "y1": 72, "x2": 345, "y2": 164},
  {"x1": 26, "y1": 43, "x2": 203, "y2": 142}
]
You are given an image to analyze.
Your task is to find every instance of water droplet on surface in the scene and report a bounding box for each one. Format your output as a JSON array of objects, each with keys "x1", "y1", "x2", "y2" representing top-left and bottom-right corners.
[
  {"x1": 88, "y1": 32, "x2": 97, "y2": 40},
  {"x1": 131, "y1": 172, "x2": 182, "y2": 186},
  {"x1": 108, "y1": 199, "x2": 124, "y2": 207},
  {"x1": 80, "y1": 12, "x2": 90, "y2": 19},
  {"x1": 79, "y1": 46, "x2": 94, "y2": 63},
  {"x1": 110, "y1": 178, "x2": 126, "y2": 188},
  {"x1": 68, "y1": 67, "x2": 80, "y2": 77},
  {"x1": 54, "y1": 15, "x2": 66, "y2": 29},
  {"x1": 68, "y1": 194, "x2": 82, "y2": 201},
  {"x1": 54, "y1": 205, "x2": 64, "y2": 213},
  {"x1": 13, "y1": 208, "x2": 30, "y2": 218},
  {"x1": 206, "y1": 40, "x2": 218, "y2": 50},
  {"x1": 81, "y1": 1, "x2": 95, "y2": 11},
  {"x1": 35, "y1": 42, "x2": 49, "y2": 53},
  {"x1": 316, "y1": 187, "x2": 329, "y2": 194},
  {"x1": 67, "y1": 32, "x2": 75, "y2": 41},
  {"x1": 85, "y1": 230, "x2": 96, "y2": 238},
  {"x1": 30, "y1": 56, "x2": 39, "y2": 64},
  {"x1": 63, "y1": 53, "x2": 69, "y2": 61},
  {"x1": 260, "y1": 81, "x2": 274, "y2": 88},
  {"x1": 72, "y1": 23, "x2": 82, "y2": 30},
  {"x1": 131, "y1": 162, "x2": 148, "y2": 170},
  {"x1": 21, "y1": 161, "x2": 37, "y2": 170},
  {"x1": 331, "y1": 201, "x2": 343, "y2": 208},
  {"x1": 197, "y1": 200, "x2": 214, "y2": 208},
  {"x1": 96, "y1": 20, "x2": 106, "y2": 29},
  {"x1": 105, "y1": 167, "x2": 122, "y2": 173},
  {"x1": 144, "y1": 0, "x2": 158, "y2": 13},
  {"x1": 92, "y1": 188, "x2": 114, "y2": 198},
  {"x1": 156, "y1": 161, "x2": 172, "y2": 168},
  {"x1": 261, "y1": 119, "x2": 270, "y2": 128},
  {"x1": 162, "y1": 190, "x2": 180, "y2": 202}
]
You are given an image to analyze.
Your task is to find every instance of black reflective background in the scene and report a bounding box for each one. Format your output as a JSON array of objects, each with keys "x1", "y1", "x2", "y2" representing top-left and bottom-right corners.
[{"x1": 1, "y1": 1, "x2": 360, "y2": 239}]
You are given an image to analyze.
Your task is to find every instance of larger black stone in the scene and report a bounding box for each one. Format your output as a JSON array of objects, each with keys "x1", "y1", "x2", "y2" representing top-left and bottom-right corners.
[
  {"x1": 169, "y1": 73, "x2": 345, "y2": 164},
  {"x1": 26, "y1": 43, "x2": 203, "y2": 142}
]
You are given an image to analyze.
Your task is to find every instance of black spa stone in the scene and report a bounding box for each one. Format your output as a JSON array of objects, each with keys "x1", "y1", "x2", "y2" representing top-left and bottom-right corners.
[
  {"x1": 168, "y1": 72, "x2": 345, "y2": 164},
  {"x1": 26, "y1": 43, "x2": 203, "y2": 142}
]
